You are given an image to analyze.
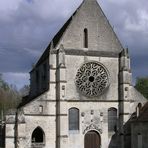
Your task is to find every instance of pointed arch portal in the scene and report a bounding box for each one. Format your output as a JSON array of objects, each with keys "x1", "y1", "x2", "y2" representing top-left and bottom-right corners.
[
  {"x1": 32, "y1": 127, "x2": 45, "y2": 143},
  {"x1": 84, "y1": 131, "x2": 101, "y2": 148}
]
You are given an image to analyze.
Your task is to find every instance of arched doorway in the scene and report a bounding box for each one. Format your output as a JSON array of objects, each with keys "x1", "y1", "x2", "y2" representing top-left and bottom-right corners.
[
  {"x1": 31, "y1": 127, "x2": 45, "y2": 143},
  {"x1": 84, "y1": 131, "x2": 101, "y2": 148}
]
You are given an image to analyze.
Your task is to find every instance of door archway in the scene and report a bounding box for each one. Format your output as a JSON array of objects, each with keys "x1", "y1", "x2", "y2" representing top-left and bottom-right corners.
[{"x1": 84, "y1": 131, "x2": 101, "y2": 148}]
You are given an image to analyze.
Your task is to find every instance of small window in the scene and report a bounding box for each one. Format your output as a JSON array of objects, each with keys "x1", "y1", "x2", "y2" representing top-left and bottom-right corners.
[
  {"x1": 138, "y1": 133, "x2": 142, "y2": 148},
  {"x1": 136, "y1": 103, "x2": 142, "y2": 117},
  {"x1": 84, "y1": 28, "x2": 88, "y2": 48},
  {"x1": 39, "y1": 105, "x2": 43, "y2": 113},
  {"x1": 138, "y1": 103, "x2": 142, "y2": 110},
  {"x1": 108, "y1": 108, "x2": 117, "y2": 132},
  {"x1": 69, "y1": 108, "x2": 79, "y2": 130},
  {"x1": 32, "y1": 127, "x2": 45, "y2": 143}
]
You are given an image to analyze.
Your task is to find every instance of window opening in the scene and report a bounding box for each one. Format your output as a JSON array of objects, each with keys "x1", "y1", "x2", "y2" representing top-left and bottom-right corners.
[
  {"x1": 32, "y1": 127, "x2": 45, "y2": 143},
  {"x1": 69, "y1": 108, "x2": 79, "y2": 130},
  {"x1": 138, "y1": 133, "x2": 142, "y2": 148},
  {"x1": 136, "y1": 103, "x2": 142, "y2": 117},
  {"x1": 39, "y1": 105, "x2": 43, "y2": 113},
  {"x1": 108, "y1": 108, "x2": 117, "y2": 132},
  {"x1": 84, "y1": 28, "x2": 88, "y2": 48}
]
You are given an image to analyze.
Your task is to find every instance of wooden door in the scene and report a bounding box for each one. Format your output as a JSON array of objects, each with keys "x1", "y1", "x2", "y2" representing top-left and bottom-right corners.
[{"x1": 84, "y1": 131, "x2": 101, "y2": 148}]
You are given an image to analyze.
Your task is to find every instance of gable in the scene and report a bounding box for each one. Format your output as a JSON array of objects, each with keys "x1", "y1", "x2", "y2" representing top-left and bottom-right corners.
[
  {"x1": 35, "y1": 0, "x2": 123, "y2": 68},
  {"x1": 57, "y1": 0, "x2": 123, "y2": 52}
]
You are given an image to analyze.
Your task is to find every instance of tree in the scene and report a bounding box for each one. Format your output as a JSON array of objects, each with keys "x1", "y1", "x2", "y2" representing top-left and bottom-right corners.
[
  {"x1": 0, "y1": 74, "x2": 9, "y2": 90},
  {"x1": 135, "y1": 77, "x2": 148, "y2": 99},
  {"x1": 19, "y1": 85, "x2": 30, "y2": 97},
  {"x1": 0, "y1": 74, "x2": 21, "y2": 119}
]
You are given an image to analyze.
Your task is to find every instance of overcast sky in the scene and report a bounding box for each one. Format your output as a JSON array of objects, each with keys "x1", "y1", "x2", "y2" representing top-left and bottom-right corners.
[{"x1": 0, "y1": 0, "x2": 148, "y2": 89}]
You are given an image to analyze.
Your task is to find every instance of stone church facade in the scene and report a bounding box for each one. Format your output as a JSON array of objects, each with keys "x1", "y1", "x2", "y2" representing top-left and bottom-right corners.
[{"x1": 5, "y1": 0, "x2": 147, "y2": 148}]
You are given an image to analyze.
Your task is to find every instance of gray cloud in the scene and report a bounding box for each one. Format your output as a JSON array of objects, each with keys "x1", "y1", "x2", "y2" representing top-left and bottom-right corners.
[
  {"x1": 100, "y1": 0, "x2": 148, "y2": 83},
  {"x1": 3, "y1": 72, "x2": 30, "y2": 89},
  {"x1": 0, "y1": 0, "x2": 82, "y2": 72},
  {"x1": 0, "y1": 0, "x2": 147, "y2": 88}
]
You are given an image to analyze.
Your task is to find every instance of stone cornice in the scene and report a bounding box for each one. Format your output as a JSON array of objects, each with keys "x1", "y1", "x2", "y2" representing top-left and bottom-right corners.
[{"x1": 51, "y1": 49, "x2": 119, "y2": 57}]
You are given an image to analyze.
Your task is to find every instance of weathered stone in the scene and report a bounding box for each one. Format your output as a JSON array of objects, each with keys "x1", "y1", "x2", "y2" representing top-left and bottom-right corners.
[{"x1": 4, "y1": 0, "x2": 147, "y2": 148}]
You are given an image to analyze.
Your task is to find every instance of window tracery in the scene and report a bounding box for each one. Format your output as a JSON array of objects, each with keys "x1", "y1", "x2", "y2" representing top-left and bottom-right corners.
[
  {"x1": 75, "y1": 62, "x2": 109, "y2": 97},
  {"x1": 69, "y1": 108, "x2": 79, "y2": 130}
]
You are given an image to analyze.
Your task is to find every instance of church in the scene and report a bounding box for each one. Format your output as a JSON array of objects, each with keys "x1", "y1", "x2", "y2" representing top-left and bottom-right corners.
[{"x1": 5, "y1": 0, "x2": 147, "y2": 148}]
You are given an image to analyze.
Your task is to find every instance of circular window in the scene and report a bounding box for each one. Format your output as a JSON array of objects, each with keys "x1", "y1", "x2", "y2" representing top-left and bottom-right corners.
[{"x1": 75, "y1": 62, "x2": 109, "y2": 97}]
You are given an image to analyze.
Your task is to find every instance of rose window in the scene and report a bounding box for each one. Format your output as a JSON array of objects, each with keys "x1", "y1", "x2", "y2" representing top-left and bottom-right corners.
[{"x1": 75, "y1": 62, "x2": 109, "y2": 97}]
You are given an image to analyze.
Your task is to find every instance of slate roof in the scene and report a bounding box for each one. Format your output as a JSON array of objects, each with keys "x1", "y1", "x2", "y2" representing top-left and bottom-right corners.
[
  {"x1": 18, "y1": 89, "x2": 49, "y2": 108},
  {"x1": 34, "y1": 3, "x2": 82, "y2": 67},
  {"x1": 131, "y1": 102, "x2": 148, "y2": 122},
  {"x1": 136, "y1": 102, "x2": 148, "y2": 121}
]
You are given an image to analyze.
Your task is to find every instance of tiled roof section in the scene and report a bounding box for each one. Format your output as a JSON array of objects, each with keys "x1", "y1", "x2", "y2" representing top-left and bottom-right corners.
[
  {"x1": 18, "y1": 95, "x2": 31, "y2": 108},
  {"x1": 131, "y1": 102, "x2": 148, "y2": 122},
  {"x1": 130, "y1": 87, "x2": 147, "y2": 103},
  {"x1": 137, "y1": 102, "x2": 148, "y2": 121},
  {"x1": 18, "y1": 90, "x2": 49, "y2": 108}
]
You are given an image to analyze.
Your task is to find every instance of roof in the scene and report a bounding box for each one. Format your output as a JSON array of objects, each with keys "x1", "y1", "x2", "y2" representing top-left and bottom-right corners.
[
  {"x1": 32, "y1": 0, "x2": 123, "y2": 68},
  {"x1": 137, "y1": 102, "x2": 148, "y2": 121},
  {"x1": 18, "y1": 89, "x2": 49, "y2": 108},
  {"x1": 34, "y1": 2, "x2": 83, "y2": 68},
  {"x1": 131, "y1": 102, "x2": 148, "y2": 122}
]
